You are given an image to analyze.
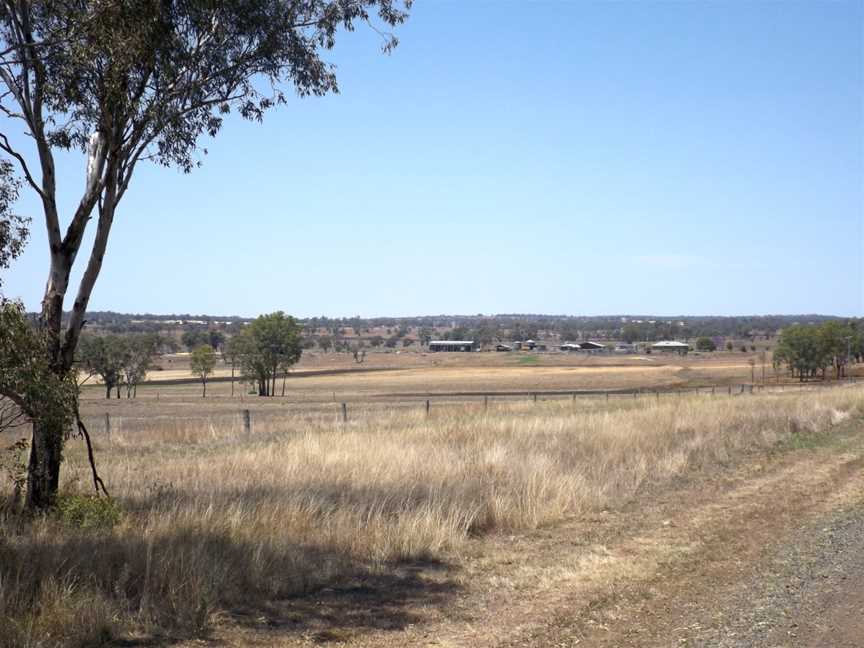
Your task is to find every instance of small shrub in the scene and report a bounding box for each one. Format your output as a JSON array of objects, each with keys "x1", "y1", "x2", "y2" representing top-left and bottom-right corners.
[{"x1": 55, "y1": 494, "x2": 122, "y2": 530}]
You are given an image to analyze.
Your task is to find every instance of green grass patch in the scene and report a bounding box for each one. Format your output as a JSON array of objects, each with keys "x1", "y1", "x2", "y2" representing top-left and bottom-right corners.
[
  {"x1": 55, "y1": 494, "x2": 122, "y2": 530},
  {"x1": 517, "y1": 355, "x2": 539, "y2": 365}
]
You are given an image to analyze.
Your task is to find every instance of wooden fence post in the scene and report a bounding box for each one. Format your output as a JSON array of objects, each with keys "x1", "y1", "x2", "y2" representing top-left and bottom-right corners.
[
  {"x1": 341, "y1": 402, "x2": 348, "y2": 423},
  {"x1": 484, "y1": 395, "x2": 489, "y2": 411},
  {"x1": 105, "y1": 413, "x2": 111, "y2": 440},
  {"x1": 533, "y1": 392, "x2": 537, "y2": 403},
  {"x1": 425, "y1": 399, "x2": 430, "y2": 417},
  {"x1": 605, "y1": 391, "x2": 609, "y2": 401},
  {"x1": 243, "y1": 409, "x2": 252, "y2": 437}
]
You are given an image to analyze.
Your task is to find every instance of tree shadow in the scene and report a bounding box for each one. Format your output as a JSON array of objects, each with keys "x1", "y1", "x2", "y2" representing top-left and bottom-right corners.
[{"x1": 1, "y1": 494, "x2": 464, "y2": 647}]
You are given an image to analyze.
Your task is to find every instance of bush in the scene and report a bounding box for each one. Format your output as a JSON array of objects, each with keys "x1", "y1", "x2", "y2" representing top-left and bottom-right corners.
[
  {"x1": 695, "y1": 337, "x2": 716, "y2": 352},
  {"x1": 55, "y1": 494, "x2": 122, "y2": 530}
]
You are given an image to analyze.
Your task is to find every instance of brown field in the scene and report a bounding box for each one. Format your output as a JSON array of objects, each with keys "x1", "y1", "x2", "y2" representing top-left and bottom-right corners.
[
  {"x1": 80, "y1": 350, "x2": 786, "y2": 407},
  {"x1": 2, "y1": 377, "x2": 863, "y2": 646}
]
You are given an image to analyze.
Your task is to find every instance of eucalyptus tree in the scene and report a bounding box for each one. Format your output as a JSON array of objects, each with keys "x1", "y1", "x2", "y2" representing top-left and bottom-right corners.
[
  {"x1": 236, "y1": 311, "x2": 303, "y2": 396},
  {"x1": 190, "y1": 344, "x2": 216, "y2": 398},
  {"x1": 0, "y1": 0, "x2": 411, "y2": 509}
]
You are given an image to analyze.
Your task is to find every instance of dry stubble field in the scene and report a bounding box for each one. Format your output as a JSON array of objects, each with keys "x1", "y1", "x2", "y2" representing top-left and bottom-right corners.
[{"x1": 1, "y1": 363, "x2": 863, "y2": 647}]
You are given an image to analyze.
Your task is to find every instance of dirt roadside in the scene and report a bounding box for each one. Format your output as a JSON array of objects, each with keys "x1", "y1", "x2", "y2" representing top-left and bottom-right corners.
[{"x1": 181, "y1": 422, "x2": 864, "y2": 648}]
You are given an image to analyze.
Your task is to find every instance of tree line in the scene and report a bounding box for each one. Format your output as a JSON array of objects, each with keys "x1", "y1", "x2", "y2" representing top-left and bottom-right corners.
[
  {"x1": 77, "y1": 312, "x2": 303, "y2": 399},
  {"x1": 774, "y1": 321, "x2": 863, "y2": 381}
]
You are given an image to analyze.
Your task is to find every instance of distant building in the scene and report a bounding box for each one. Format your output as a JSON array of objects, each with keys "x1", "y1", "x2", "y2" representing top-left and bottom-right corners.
[
  {"x1": 429, "y1": 340, "x2": 478, "y2": 352},
  {"x1": 523, "y1": 339, "x2": 537, "y2": 350},
  {"x1": 614, "y1": 343, "x2": 637, "y2": 353},
  {"x1": 495, "y1": 344, "x2": 513, "y2": 352},
  {"x1": 560, "y1": 343, "x2": 581, "y2": 352},
  {"x1": 578, "y1": 341, "x2": 606, "y2": 351},
  {"x1": 651, "y1": 340, "x2": 690, "y2": 355}
]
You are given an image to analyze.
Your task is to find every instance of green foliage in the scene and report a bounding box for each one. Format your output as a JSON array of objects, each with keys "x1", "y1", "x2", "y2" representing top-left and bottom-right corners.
[
  {"x1": 78, "y1": 333, "x2": 159, "y2": 398},
  {"x1": 695, "y1": 337, "x2": 716, "y2": 352},
  {"x1": 0, "y1": 159, "x2": 27, "y2": 289},
  {"x1": 233, "y1": 312, "x2": 303, "y2": 396},
  {"x1": 0, "y1": 437, "x2": 29, "y2": 495},
  {"x1": 774, "y1": 321, "x2": 861, "y2": 380},
  {"x1": 55, "y1": 494, "x2": 122, "y2": 530},
  {"x1": 190, "y1": 345, "x2": 217, "y2": 377},
  {"x1": 190, "y1": 345, "x2": 217, "y2": 397},
  {"x1": 0, "y1": 301, "x2": 76, "y2": 431}
]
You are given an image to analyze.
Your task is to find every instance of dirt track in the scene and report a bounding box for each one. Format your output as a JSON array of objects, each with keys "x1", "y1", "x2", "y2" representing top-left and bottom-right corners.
[{"x1": 183, "y1": 418, "x2": 864, "y2": 648}]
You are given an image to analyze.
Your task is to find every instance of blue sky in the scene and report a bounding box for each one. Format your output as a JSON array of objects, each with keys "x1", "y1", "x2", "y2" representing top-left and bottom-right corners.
[{"x1": 4, "y1": 0, "x2": 863, "y2": 317}]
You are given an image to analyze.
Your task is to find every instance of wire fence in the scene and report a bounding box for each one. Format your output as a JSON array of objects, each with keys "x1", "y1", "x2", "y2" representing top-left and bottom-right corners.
[{"x1": 78, "y1": 377, "x2": 862, "y2": 440}]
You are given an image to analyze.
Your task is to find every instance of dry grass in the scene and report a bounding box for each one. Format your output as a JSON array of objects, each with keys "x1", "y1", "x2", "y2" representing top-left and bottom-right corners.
[{"x1": 1, "y1": 386, "x2": 862, "y2": 646}]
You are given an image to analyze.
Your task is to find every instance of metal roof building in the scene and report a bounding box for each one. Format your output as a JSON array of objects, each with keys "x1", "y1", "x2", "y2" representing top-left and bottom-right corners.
[
  {"x1": 429, "y1": 340, "x2": 478, "y2": 352},
  {"x1": 651, "y1": 340, "x2": 690, "y2": 354}
]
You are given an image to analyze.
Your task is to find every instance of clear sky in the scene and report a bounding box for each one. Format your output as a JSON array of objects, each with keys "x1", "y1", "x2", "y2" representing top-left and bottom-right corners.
[{"x1": 4, "y1": 0, "x2": 863, "y2": 318}]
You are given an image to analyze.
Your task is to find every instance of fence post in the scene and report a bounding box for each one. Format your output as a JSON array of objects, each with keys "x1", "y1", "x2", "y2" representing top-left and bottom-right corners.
[
  {"x1": 605, "y1": 391, "x2": 609, "y2": 401},
  {"x1": 425, "y1": 399, "x2": 430, "y2": 417},
  {"x1": 728, "y1": 385, "x2": 732, "y2": 395},
  {"x1": 341, "y1": 402, "x2": 348, "y2": 423},
  {"x1": 656, "y1": 391, "x2": 660, "y2": 402},
  {"x1": 484, "y1": 395, "x2": 489, "y2": 411},
  {"x1": 533, "y1": 392, "x2": 537, "y2": 403},
  {"x1": 242, "y1": 409, "x2": 252, "y2": 437},
  {"x1": 572, "y1": 392, "x2": 576, "y2": 403},
  {"x1": 711, "y1": 386, "x2": 715, "y2": 396},
  {"x1": 105, "y1": 412, "x2": 111, "y2": 440}
]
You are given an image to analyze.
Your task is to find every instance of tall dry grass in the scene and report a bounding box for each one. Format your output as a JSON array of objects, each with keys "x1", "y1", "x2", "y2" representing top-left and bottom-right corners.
[{"x1": 1, "y1": 387, "x2": 862, "y2": 646}]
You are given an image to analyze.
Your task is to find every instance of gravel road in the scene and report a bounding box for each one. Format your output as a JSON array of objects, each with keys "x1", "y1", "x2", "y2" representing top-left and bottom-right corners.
[{"x1": 688, "y1": 503, "x2": 864, "y2": 648}]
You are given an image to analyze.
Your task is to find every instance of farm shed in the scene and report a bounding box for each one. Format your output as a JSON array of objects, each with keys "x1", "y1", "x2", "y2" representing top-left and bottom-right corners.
[
  {"x1": 578, "y1": 341, "x2": 606, "y2": 351},
  {"x1": 429, "y1": 340, "x2": 478, "y2": 352},
  {"x1": 560, "y1": 343, "x2": 581, "y2": 352},
  {"x1": 651, "y1": 340, "x2": 690, "y2": 355}
]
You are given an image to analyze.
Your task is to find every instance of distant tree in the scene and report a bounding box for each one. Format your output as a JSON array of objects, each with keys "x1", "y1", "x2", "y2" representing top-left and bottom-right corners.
[
  {"x1": 726, "y1": 341, "x2": 734, "y2": 352},
  {"x1": 369, "y1": 336, "x2": 384, "y2": 348},
  {"x1": 222, "y1": 337, "x2": 241, "y2": 397},
  {"x1": 622, "y1": 324, "x2": 641, "y2": 344},
  {"x1": 740, "y1": 345, "x2": 748, "y2": 353},
  {"x1": 774, "y1": 325, "x2": 829, "y2": 381},
  {"x1": 695, "y1": 337, "x2": 716, "y2": 352},
  {"x1": 318, "y1": 336, "x2": 333, "y2": 353},
  {"x1": 78, "y1": 335, "x2": 128, "y2": 399},
  {"x1": 181, "y1": 329, "x2": 208, "y2": 351},
  {"x1": 402, "y1": 338, "x2": 414, "y2": 347},
  {"x1": 235, "y1": 312, "x2": 303, "y2": 396},
  {"x1": 351, "y1": 342, "x2": 367, "y2": 364},
  {"x1": 121, "y1": 334, "x2": 160, "y2": 398},
  {"x1": 190, "y1": 345, "x2": 217, "y2": 398},
  {"x1": 385, "y1": 335, "x2": 399, "y2": 348},
  {"x1": 418, "y1": 327, "x2": 433, "y2": 346},
  {"x1": 208, "y1": 330, "x2": 226, "y2": 351}
]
